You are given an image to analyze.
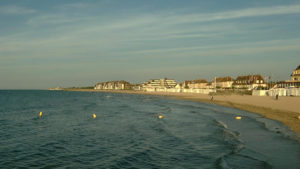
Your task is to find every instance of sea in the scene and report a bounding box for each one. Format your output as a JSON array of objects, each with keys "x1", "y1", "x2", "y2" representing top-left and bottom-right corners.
[{"x1": 0, "y1": 90, "x2": 299, "y2": 169}]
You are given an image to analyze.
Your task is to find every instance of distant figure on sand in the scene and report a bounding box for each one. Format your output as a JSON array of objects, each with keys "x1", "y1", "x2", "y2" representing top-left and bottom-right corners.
[
  {"x1": 211, "y1": 95, "x2": 214, "y2": 101},
  {"x1": 276, "y1": 94, "x2": 279, "y2": 100}
]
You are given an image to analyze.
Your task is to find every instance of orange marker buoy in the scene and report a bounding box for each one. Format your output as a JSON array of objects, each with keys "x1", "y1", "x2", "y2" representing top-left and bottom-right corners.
[
  {"x1": 158, "y1": 115, "x2": 164, "y2": 119},
  {"x1": 39, "y1": 112, "x2": 43, "y2": 117},
  {"x1": 93, "y1": 113, "x2": 97, "y2": 119},
  {"x1": 235, "y1": 116, "x2": 242, "y2": 120}
]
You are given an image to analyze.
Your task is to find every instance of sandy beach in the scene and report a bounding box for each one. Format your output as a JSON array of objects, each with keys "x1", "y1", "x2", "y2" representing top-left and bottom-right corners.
[{"x1": 64, "y1": 89, "x2": 300, "y2": 134}]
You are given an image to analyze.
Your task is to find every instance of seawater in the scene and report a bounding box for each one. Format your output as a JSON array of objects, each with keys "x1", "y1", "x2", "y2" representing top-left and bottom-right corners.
[{"x1": 0, "y1": 90, "x2": 299, "y2": 169}]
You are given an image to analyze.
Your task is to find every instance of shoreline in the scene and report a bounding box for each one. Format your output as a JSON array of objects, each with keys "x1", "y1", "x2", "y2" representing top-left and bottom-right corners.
[{"x1": 63, "y1": 89, "x2": 300, "y2": 135}]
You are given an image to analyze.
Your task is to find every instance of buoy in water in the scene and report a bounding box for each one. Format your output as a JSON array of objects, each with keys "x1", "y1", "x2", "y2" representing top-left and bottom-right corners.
[
  {"x1": 158, "y1": 115, "x2": 164, "y2": 119},
  {"x1": 93, "y1": 113, "x2": 97, "y2": 119},
  {"x1": 39, "y1": 112, "x2": 43, "y2": 117},
  {"x1": 235, "y1": 116, "x2": 242, "y2": 120}
]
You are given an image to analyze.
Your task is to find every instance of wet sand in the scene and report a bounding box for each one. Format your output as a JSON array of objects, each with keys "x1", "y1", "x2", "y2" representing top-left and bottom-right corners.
[{"x1": 64, "y1": 89, "x2": 300, "y2": 134}]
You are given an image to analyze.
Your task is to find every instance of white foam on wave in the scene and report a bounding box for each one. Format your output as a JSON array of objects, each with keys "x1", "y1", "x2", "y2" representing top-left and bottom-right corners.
[{"x1": 216, "y1": 120, "x2": 228, "y2": 129}]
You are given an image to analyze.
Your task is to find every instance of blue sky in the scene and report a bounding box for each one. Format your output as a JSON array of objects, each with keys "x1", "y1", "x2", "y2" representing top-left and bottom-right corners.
[{"x1": 0, "y1": 0, "x2": 300, "y2": 89}]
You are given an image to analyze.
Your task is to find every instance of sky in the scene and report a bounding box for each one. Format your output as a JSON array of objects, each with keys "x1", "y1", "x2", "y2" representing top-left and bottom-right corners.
[{"x1": 0, "y1": 0, "x2": 300, "y2": 89}]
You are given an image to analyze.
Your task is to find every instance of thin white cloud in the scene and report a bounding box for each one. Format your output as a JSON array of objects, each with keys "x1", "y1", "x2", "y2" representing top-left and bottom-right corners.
[
  {"x1": 24, "y1": 3, "x2": 300, "y2": 30},
  {"x1": 0, "y1": 5, "x2": 36, "y2": 15},
  {"x1": 58, "y1": 3, "x2": 91, "y2": 10},
  {"x1": 27, "y1": 14, "x2": 86, "y2": 26},
  {"x1": 72, "y1": 4, "x2": 300, "y2": 29},
  {"x1": 35, "y1": 3, "x2": 300, "y2": 40},
  {"x1": 115, "y1": 44, "x2": 300, "y2": 64},
  {"x1": 2, "y1": 3, "x2": 300, "y2": 60},
  {"x1": 165, "y1": 4, "x2": 300, "y2": 25},
  {"x1": 122, "y1": 39, "x2": 300, "y2": 58},
  {"x1": 196, "y1": 44, "x2": 300, "y2": 57}
]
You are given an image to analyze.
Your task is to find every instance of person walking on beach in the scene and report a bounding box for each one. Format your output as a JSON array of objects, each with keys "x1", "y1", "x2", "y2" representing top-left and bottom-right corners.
[
  {"x1": 211, "y1": 95, "x2": 214, "y2": 101},
  {"x1": 276, "y1": 94, "x2": 279, "y2": 100}
]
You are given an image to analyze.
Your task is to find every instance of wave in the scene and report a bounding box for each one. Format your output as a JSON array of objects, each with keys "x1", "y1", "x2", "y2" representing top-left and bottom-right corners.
[
  {"x1": 216, "y1": 151, "x2": 272, "y2": 169},
  {"x1": 214, "y1": 120, "x2": 273, "y2": 169}
]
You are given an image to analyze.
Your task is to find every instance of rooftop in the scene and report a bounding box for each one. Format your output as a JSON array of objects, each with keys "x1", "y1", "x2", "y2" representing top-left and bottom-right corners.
[
  {"x1": 235, "y1": 74, "x2": 264, "y2": 81},
  {"x1": 216, "y1": 76, "x2": 234, "y2": 82},
  {"x1": 184, "y1": 79, "x2": 207, "y2": 84},
  {"x1": 96, "y1": 80, "x2": 130, "y2": 85}
]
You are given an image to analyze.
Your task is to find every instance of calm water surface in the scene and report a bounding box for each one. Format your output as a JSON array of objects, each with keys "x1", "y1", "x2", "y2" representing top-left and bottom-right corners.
[{"x1": 0, "y1": 90, "x2": 299, "y2": 169}]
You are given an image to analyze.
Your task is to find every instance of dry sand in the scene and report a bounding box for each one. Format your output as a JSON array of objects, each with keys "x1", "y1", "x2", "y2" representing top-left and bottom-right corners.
[{"x1": 64, "y1": 89, "x2": 300, "y2": 134}]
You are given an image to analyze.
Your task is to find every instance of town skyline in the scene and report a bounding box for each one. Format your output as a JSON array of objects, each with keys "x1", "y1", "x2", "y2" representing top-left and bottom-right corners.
[
  {"x1": 48, "y1": 64, "x2": 300, "y2": 89},
  {"x1": 83, "y1": 65, "x2": 300, "y2": 90},
  {"x1": 1, "y1": 0, "x2": 300, "y2": 89}
]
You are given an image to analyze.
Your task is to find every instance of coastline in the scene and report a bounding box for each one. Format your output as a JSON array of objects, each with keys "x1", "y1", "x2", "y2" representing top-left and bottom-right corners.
[{"x1": 63, "y1": 89, "x2": 300, "y2": 135}]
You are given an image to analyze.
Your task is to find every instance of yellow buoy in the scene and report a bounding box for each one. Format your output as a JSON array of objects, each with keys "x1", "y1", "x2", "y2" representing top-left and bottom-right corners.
[
  {"x1": 235, "y1": 116, "x2": 242, "y2": 120},
  {"x1": 39, "y1": 112, "x2": 43, "y2": 117},
  {"x1": 93, "y1": 113, "x2": 97, "y2": 119},
  {"x1": 297, "y1": 115, "x2": 300, "y2": 120},
  {"x1": 158, "y1": 115, "x2": 164, "y2": 119}
]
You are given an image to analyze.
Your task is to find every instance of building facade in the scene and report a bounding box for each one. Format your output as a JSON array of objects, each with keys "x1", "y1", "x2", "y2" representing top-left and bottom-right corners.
[
  {"x1": 94, "y1": 80, "x2": 132, "y2": 90},
  {"x1": 233, "y1": 74, "x2": 267, "y2": 90},
  {"x1": 213, "y1": 76, "x2": 234, "y2": 89},
  {"x1": 277, "y1": 65, "x2": 300, "y2": 88},
  {"x1": 291, "y1": 65, "x2": 300, "y2": 81},
  {"x1": 142, "y1": 78, "x2": 177, "y2": 91},
  {"x1": 184, "y1": 79, "x2": 208, "y2": 89}
]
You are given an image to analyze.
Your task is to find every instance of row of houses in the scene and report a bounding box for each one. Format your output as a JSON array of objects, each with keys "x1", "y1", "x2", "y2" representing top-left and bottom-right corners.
[
  {"x1": 94, "y1": 75, "x2": 267, "y2": 91},
  {"x1": 252, "y1": 65, "x2": 300, "y2": 96},
  {"x1": 94, "y1": 65, "x2": 300, "y2": 93},
  {"x1": 182, "y1": 75, "x2": 266, "y2": 90}
]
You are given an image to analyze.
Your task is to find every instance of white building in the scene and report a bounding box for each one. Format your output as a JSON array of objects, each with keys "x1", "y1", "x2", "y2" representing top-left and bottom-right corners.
[
  {"x1": 277, "y1": 65, "x2": 300, "y2": 88},
  {"x1": 142, "y1": 78, "x2": 177, "y2": 91},
  {"x1": 94, "y1": 80, "x2": 132, "y2": 90},
  {"x1": 184, "y1": 79, "x2": 208, "y2": 89},
  {"x1": 212, "y1": 76, "x2": 234, "y2": 89},
  {"x1": 233, "y1": 74, "x2": 267, "y2": 90}
]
